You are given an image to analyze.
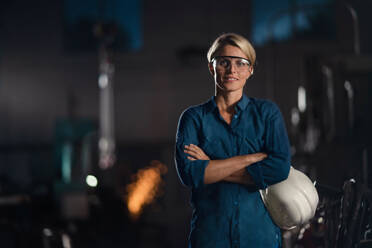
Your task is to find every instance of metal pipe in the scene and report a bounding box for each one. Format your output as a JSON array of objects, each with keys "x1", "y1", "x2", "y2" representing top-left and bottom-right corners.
[
  {"x1": 345, "y1": 3, "x2": 360, "y2": 55},
  {"x1": 322, "y1": 65, "x2": 335, "y2": 141},
  {"x1": 344, "y1": 80, "x2": 354, "y2": 132},
  {"x1": 98, "y1": 44, "x2": 116, "y2": 169},
  {"x1": 362, "y1": 148, "x2": 369, "y2": 185}
]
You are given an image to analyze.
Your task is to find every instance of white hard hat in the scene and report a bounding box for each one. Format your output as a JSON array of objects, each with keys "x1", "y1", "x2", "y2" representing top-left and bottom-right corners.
[{"x1": 260, "y1": 166, "x2": 319, "y2": 230}]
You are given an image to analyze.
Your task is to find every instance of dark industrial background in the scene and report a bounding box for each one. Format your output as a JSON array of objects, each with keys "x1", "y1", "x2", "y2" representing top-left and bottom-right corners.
[{"x1": 0, "y1": 0, "x2": 372, "y2": 247}]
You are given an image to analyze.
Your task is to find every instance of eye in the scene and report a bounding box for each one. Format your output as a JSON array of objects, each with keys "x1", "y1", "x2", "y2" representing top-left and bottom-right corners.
[
  {"x1": 236, "y1": 61, "x2": 245, "y2": 67},
  {"x1": 236, "y1": 60, "x2": 249, "y2": 67},
  {"x1": 218, "y1": 59, "x2": 229, "y2": 67}
]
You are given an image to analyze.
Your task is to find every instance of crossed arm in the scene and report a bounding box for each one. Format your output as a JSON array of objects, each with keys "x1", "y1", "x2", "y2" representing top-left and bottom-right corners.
[{"x1": 184, "y1": 144, "x2": 267, "y2": 185}]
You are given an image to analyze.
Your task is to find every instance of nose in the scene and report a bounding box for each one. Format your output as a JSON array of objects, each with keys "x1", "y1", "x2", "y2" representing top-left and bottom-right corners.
[{"x1": 226, "y1": 62, "x2": 238, "y2": 73}]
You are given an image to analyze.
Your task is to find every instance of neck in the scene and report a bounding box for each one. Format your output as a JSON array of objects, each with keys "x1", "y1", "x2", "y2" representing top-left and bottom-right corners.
[{"x1": 215, "y1": 89, "x2": 243, "y2": 113}]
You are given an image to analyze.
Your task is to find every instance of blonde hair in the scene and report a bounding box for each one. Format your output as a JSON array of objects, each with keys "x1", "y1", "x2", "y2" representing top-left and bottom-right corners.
[{"x1": 207, "y1": 33, "x2": 256, "y2": 66}]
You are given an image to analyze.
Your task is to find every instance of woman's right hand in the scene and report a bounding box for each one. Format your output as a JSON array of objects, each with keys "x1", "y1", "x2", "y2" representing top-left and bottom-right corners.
[
  {"x1": 224, "y1": 152, "x2": 267, "y2": 185},
  {"x1": 248, "y1": 152, "x2": 267, "y2": 164},
  {"x1": 229, "y1": 153, "x2": 267, "y2": 177}
]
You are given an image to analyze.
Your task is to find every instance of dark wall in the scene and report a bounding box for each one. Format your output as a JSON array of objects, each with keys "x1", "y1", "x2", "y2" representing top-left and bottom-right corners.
[{"x1": 0, "y1": 0, "x2": 255, "y2": 144}]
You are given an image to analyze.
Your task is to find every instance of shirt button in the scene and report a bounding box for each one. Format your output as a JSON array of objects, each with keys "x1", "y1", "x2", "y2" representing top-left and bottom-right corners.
[
  {"x1": 234, "y1": 115, "x2": 238, "y2": 119},
  {"x1": 233, "y1": 201, "x2": 238, "y2": 205}
]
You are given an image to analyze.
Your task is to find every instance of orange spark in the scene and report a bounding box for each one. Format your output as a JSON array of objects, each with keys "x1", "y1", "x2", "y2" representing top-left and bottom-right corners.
[{"x1": 126, "y1": 161, "x2": 167, "y2": 220}]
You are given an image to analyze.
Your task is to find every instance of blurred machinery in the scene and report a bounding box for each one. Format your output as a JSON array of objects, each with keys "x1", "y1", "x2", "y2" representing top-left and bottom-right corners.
[
  {"x1": 292, "y1": 52, "x2": 372, "y2": 248},
  {"x1": 258, "y1": 1, "x2": 372, "y2": 247},
  {"x1": 0, "y1": 1, "x2": 171, "y2": 248}
]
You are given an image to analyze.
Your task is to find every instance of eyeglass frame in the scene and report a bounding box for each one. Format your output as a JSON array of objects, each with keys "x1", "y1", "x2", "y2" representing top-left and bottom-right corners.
[{"x1": 210, "y1": 56, "x2": 252, "y2": 71}]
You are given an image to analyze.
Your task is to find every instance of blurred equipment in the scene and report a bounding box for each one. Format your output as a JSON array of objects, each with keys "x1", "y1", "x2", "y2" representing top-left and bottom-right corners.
[
  {"x1": 295, "y1": 178, "x2": 372, "y2": 248},
  {"x1": 126, "y1": 161, "x2": 167, "y2": 220},
  {"x1": 97, "y1": 40, "x2": 116, "y2": 170},
  {"x1": 63, "y1": 0, "x2": 142, "y2": 51},
  {"x1": 63, "y1": 0, "x2": 144, "y2": 169},
  {"x1": 55, "y1": 119, "x2": 96, "y2": 184}
]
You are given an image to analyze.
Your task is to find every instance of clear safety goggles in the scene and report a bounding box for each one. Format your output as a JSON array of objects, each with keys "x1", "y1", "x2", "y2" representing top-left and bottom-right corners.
[{"x1": 211, "y1": 56, "x2": 251, "y2": 71}]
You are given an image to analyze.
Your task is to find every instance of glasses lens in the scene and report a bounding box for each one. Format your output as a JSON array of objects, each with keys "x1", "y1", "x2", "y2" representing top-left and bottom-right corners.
[
  {"x1": 217, "y1": 58, "x2": 230, "y2": 68},
  {"x1": 213, "y1": 56, "x2": 250, "y2": 70},
  {"x1": 235, "y1": 59, "x2": 250, "y2": 67}
]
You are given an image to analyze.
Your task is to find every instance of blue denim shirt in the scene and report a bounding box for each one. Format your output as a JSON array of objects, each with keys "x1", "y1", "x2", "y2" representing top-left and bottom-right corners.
[{"x1": 175, "y1": 95, "x2": 291, "y2": 248}]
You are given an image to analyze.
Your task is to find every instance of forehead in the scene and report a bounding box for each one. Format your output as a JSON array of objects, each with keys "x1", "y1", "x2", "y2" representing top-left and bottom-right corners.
[{"x1": 217, "y1": 45, "x2": 248, "y2": 59}]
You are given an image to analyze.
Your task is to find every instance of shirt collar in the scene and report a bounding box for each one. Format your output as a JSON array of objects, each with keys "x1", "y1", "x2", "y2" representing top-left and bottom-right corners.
[
  {"x1": 206, "y1": 94, "x2": 250, "y2": 112},
  {"x1": 205, "y1": 96, "x2": 217, "y2": 112},
  {"x1": 236, "y1": 94, "x2": 250, "y2": 111}
]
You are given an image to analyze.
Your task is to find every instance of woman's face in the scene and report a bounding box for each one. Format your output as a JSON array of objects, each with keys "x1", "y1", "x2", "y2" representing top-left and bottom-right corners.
[{"x1": 209, "y1": 45, "x2": 253, "y2": 94}]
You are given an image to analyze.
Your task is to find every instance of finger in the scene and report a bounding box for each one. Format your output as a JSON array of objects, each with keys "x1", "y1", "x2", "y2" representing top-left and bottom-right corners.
[
  {"x1": 187, "y1": 156, "x2": 196, "y2": 161},
  {"x1": 191, "y1": 144, "x2": 203, "y2": 152},
  {"x1": 189, "y1": 144, "x2": 206, "y2": 156},
  {"x1": 184, "y1": 149, "x2": 200, "y2": 158},
  {"x1": 184, "y1": 147, "x2": 198, "y2": 154},
  {"x1": 186, "y1": 144, "x2": 198, "y2": 148},
  {"x1": 260, "y1": 152, "x2": 268, "y2": 157},
  {"x1": 184, "y1": 144, "x2": 196, "y2": 150},
  {"x1": 185, "y1": 146, "x2": 198, "y2": 152},
  {"x1": 185, "y1": 147, "x2": 202, "y2": 156},
  {"x1": 186, "y1": 146, "x2": 209, "y2": 160}
]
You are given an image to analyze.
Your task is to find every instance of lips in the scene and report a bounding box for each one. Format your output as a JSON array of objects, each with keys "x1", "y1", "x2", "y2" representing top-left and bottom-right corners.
[{"x1": 224, "y1": 77, "x2": 238, "y2": 81}]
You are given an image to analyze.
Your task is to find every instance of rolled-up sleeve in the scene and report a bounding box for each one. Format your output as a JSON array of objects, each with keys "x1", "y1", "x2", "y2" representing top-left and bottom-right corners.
[
  {"x1": 175, "y1": 109, "x2": 209, "y2": 189},
  {"x1": 246, "y1": 103, "x2": 291, "y2": 189}
]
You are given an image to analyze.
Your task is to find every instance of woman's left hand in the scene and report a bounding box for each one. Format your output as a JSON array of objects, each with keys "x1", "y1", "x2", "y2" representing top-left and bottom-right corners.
[{"x1": 184, "y1": 144, "x2": 210, "y2": 161}]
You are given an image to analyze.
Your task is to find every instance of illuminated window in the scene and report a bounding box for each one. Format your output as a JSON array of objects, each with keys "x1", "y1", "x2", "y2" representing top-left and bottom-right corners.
[{"x1": 252, "y1": 0, "x2": 335, "y2": 46}]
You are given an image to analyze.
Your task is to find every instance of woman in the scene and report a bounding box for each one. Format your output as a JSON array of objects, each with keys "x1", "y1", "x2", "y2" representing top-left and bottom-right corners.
[{"x1": 175, "y1": 33, "x2": 291, "y2": 248}]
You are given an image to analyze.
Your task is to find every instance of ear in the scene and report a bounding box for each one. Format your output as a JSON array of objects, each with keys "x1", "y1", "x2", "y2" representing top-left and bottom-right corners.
[
  {"x1": 249, "y1": 67, "x2": 254, "y2": 77},
  {"x1": 246, "y1": 67, "x2": 254, "y2": 80},
  {"x1": 208, "y1": 63, "x2": 215, "y2": 76}
]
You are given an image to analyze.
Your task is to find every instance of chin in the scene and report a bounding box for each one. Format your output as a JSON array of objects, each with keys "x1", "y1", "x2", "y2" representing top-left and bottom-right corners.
[
  {"x1": 216, "y1": 81, "x2": 245, "y2": 92},
  {"x1": 219, "y1": 87, "x2": 243, "y2": 93},
  {"x1": 223, "y1": 84, "x2": 244, "y2": 91}
]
